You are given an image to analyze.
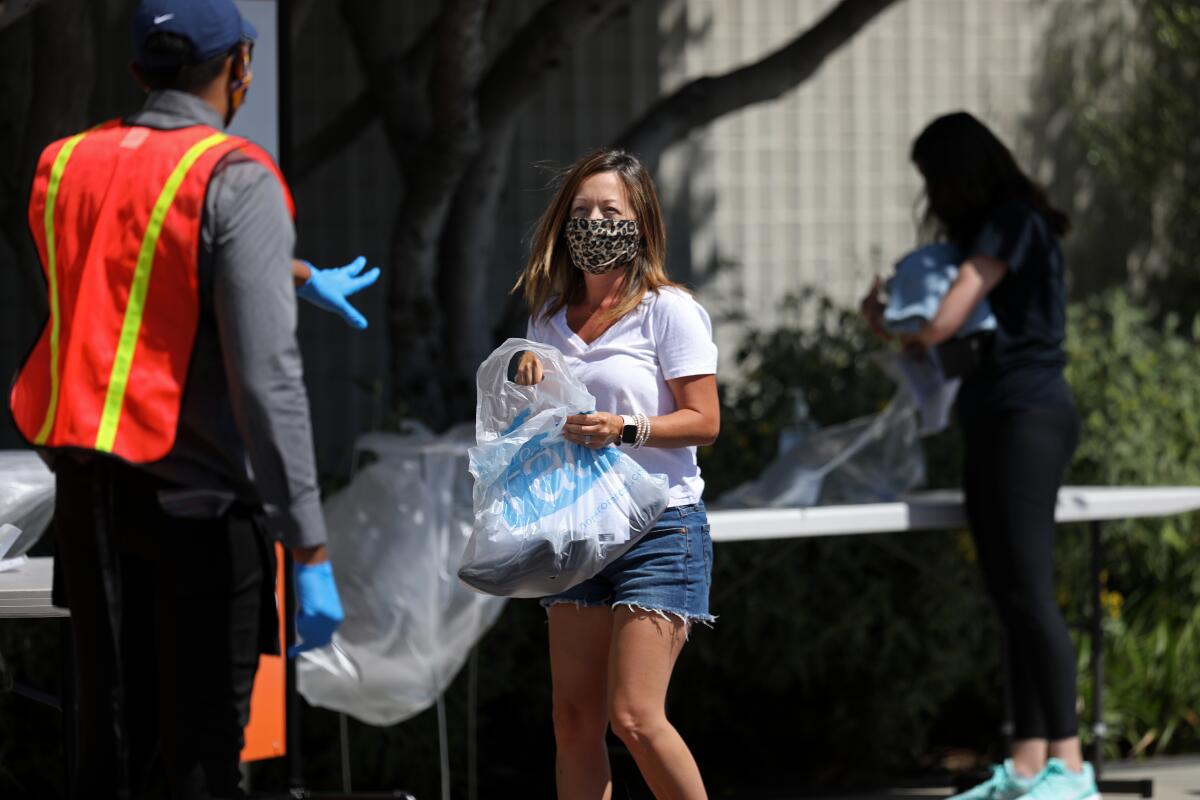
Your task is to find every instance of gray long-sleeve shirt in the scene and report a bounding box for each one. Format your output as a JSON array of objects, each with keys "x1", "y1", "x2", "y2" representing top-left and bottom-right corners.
[{"x1": 120, "y1": 90, "x2": 326, "y2": 549}]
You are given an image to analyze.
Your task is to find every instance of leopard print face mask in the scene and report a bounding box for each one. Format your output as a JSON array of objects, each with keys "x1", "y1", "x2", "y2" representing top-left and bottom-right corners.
[{"x1": 564, "y1": 217, "x2": 640, "y2": 274}]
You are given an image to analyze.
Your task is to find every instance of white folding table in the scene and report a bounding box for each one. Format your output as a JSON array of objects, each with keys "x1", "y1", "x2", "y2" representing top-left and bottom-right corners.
[
  {"x1": 0, "y1": 557, "x2": 67, "y2": 619},
  {"x1": 707, "y1": 486, "x2": 1200, "y2": 542}
]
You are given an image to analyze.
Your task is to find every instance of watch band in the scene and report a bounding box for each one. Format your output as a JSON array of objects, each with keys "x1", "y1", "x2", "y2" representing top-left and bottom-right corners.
[{"x1": 620, "y1": 415, "x2": 638, "y2": 445}]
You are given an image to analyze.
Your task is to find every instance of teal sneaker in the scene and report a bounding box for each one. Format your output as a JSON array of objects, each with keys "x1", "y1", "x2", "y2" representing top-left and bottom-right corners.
[
  {"x1": 950, "y1": 759, "x2": 1039, "y2": 800},
  {"x1": 1020, "y1": 758, "x2": 1101, "y2": 800}
]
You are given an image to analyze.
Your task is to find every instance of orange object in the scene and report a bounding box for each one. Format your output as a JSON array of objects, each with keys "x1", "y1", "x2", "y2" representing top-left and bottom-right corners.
[
  {"x1": 242, "y1": 542, "x2": 288, "y2": 762},
  {"x1": 11, "y1": 122, "x2": 293, "y2": 462}
]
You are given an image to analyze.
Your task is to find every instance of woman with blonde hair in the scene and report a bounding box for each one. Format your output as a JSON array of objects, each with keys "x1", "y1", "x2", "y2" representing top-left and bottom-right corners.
[{"x1": 513, "y1": 148, "x2": 719, "y2": 800}]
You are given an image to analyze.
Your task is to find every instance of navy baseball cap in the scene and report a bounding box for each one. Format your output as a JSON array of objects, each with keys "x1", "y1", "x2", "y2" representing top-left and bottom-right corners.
[{"x1": 133, "y1": 0, "x2": 257, "y2": 68}]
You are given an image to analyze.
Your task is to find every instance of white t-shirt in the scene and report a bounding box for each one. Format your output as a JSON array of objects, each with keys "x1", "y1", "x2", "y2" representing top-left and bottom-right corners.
[{"x1": 527, "y1": 287, "x2": 719, "y2": 507}]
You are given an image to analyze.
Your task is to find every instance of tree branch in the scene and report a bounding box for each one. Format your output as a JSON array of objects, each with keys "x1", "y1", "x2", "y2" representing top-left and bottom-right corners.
[
  {"x1": 292, "y1": 91, "x2": 375, "y2": 181},
  {"x1": 293, "y1": 1, "x2": 631, "y2": 185},
  {"x1": 292, "y1": 3, "x2": 442, "y2": 183},
  {"x1": 616, "y1": 0, "x2": 903, "y2": 163},
  {"x1": 0, "y1": 0, "x2": 48, "y2": 32},
  {"x1": 477, "y1": 0, "x2": 630, "y2": 129},
  {"x1": 290, "y1": 0, "x2": 319, "y2": 46}
]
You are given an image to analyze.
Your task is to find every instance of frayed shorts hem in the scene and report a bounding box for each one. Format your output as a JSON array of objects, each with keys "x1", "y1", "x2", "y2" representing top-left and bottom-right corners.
[{"x1": 541, "y1": 597, "x2": 717, "y2": 628}]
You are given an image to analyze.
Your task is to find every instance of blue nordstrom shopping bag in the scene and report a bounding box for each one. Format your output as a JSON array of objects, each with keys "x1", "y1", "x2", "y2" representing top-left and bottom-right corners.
[{"x1": 460, "y1": 339, "x2": 668, "y2": 598}]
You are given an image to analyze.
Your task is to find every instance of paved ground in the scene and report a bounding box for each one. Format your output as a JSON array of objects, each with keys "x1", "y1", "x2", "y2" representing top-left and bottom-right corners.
[
  {"x1": 246, "y1": 756, "x2": 1200, "y2": 798},
  {"x1": 1105, "y1": 756, "x2": 1200, "y2": 800},
  {"x1": 776, "y1": 757, "x2": 1200, "y2": 800}
]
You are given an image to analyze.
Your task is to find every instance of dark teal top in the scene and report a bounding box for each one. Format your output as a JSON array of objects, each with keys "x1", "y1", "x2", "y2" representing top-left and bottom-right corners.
[{"x1": 955, "y1": 198, "x2": 1074, "y2": 425}]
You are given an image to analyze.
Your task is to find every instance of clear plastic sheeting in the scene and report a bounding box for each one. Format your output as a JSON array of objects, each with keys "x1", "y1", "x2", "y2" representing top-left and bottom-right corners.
[
  {"x1": 460, "y1": 339, "x2": 669, "y2": 598},
  {"x1": 0, "y1": 451, "x2": 56, "y2": 557},
  {"x1": 297, "y1": 423, "x2": 506, "y2": 727},
  {"x1": 883, "y1": 349, "x2": 960, "y2": 436},
  {"x1": 718, "y1": 374, "x2": 926, "y2": 509}
]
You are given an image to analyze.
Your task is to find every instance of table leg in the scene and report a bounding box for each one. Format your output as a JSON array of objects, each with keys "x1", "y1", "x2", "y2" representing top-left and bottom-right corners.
[
  {"x1": 285, "y1": 549, "x2": 305, "y2": 796},
  {"x1": 1090, "y1": 520, "x2": 1104, "y2": 775},
  {"x1": 1090, "y1": 521, "x2": 1154, "y2": 798},
  {"x1": 61, "y1": 616, "x2": 76, "y2": 798}
]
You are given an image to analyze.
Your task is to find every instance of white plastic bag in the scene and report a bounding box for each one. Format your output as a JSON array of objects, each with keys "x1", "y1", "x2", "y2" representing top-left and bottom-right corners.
[
  {"x1": 297, "y1": 423, "x2": 506, "y2": 727},
  {"x1": 878, "y1": 349, "x2": 960, "y2": 436},
  {"x1": 459, "y1": 339, "x2": 669, "y2": 598},
  {"x1": 718, "y1": 362, "x2": 925, "y2": 509},
  {"x1": 0, "y1": 451, "x2": 56, "y2": 557}
]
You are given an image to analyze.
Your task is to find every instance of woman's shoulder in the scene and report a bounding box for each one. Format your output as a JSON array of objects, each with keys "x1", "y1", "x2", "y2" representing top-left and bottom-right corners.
[
  {"x1": 645, "y1": 285, "x2": 714, "y2": 335},
  {"x1": 526, "y1": 300, "x2": 563, "y2": 336},
  {"x1": 965, "y1": 198, "x2": 1051, "y2": 248},
  {"x1": 962, "y1": 196, "x2": 1060, "y2": 273},
  {"x1": 983, "y1": 196, "x2": 1053, "y2": 239},
  {"x1": 647, "y1": 284, "x2": 707, "y2": 314}
]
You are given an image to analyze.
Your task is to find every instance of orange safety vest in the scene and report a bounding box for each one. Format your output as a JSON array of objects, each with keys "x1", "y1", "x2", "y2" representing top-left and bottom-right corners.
[{"x1": 9, "y1": 121, "x2": 295, "y2": 463}]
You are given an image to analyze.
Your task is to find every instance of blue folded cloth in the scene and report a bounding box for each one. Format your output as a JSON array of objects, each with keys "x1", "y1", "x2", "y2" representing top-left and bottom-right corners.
[{"x1": 884, "y1": 243, "x2": 996, "y2": 337}]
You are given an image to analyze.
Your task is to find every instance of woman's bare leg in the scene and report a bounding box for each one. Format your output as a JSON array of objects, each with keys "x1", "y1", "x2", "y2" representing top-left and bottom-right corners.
[
  {"x1": 1048, "y1": 736, "x2": 1084, "y2": 772},
  {"x1": 607, "y1": 606, "x2": 706, "y2": 800},
  {"x1": 1011, "y1": 738, "x2": 1048, "y2": 777},
  {"x1": 548, "y1": 604, "x2": 615, "y2": 800}
]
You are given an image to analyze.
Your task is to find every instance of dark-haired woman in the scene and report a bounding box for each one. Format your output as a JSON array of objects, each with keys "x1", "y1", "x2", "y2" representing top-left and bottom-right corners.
[
  {"x1": 863, "y1": 112, "x2": 1099, "y2": 800},
  {"x1": 513, "y1": 149, "x2": 719, "y2": 799}
]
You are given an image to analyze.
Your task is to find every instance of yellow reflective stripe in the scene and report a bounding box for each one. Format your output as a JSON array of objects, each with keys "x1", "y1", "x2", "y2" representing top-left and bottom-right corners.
[
  {"x1": 34, "y1": 132, "x2": 90, "y2": 445},
  {"x1": 94, "y1": 132, "x2": 229, "y2": 453}
]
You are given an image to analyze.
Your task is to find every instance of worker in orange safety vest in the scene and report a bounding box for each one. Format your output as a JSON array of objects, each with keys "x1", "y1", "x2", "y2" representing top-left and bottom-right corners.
[{"x1": 8, "y1": 1, "x2": 371, "y2": 796}]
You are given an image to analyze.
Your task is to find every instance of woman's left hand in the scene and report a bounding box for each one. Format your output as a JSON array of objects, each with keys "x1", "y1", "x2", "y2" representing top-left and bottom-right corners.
[
  {"x1": 564, "y1": 412, "x2": 623, "y2": 449},
  {"x1": 860, "y1": 276, "x2": 892, "y2": 341}
]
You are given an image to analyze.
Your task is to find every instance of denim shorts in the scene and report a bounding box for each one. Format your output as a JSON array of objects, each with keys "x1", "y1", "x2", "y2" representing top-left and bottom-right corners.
[{"x1": 540, "y1": 502, "x2": 715, "y2": 626}]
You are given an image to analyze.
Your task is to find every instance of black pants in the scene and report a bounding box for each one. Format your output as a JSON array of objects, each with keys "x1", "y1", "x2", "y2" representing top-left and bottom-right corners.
[
  {"x1": 52, "y1": 456, "x2": 275, "y2": 800},
  {"x1": 962, "y1": 405, "x2": 1081, "y2": 741}
]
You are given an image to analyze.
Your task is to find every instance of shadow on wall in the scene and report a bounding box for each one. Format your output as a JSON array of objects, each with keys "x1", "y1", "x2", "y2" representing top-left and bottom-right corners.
[
  {"x1": 657, "y1": 2, "x2": 717, "y2": 292},
  {"x1": 1023, "y1": 0, "x2": 1146, "y2": 302}
]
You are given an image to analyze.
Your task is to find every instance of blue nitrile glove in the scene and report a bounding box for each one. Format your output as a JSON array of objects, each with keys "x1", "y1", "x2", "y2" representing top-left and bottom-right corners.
[
  {"x1": 296, "y1": 256, "x2": 381, "y2": 330},
  {"x1": 288, "y1": 560, "x2": 344, "y2": 657}
]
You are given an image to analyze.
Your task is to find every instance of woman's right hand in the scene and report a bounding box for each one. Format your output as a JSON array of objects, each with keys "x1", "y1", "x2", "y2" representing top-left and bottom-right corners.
[
  {"x1": 514, "y1": 351, "x2": 545, "y2": 386},
  {"x1": 860, "y1": 275, "x2": 891, "y2": 341}
]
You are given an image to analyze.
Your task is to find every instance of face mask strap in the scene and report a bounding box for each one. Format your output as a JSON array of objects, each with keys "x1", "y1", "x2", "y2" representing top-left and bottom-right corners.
[{"x1": 225, "y1": 43, "x2": 253, "y2": 126}]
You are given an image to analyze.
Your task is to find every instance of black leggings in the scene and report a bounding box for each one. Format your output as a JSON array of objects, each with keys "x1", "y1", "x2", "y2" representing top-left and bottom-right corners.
[{"x1": 963, "y1": 405, "x2": 1081, "y2": 741}]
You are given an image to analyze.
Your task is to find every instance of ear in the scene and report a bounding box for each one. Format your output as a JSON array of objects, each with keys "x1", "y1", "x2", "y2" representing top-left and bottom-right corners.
[{"x1": 226, "y1": 51, "x2": 244, "y2": 85}]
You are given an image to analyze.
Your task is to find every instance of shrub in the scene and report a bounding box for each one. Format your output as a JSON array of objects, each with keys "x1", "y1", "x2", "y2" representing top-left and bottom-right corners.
[{"x1": 1062, "y1": 292, "x2": 1200, "y2": 758}]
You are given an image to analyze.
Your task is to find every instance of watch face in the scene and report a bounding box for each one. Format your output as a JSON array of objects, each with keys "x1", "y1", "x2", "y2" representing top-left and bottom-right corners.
[{"x1": 622, "y1": 424, "x2": 638, "y2": 444}]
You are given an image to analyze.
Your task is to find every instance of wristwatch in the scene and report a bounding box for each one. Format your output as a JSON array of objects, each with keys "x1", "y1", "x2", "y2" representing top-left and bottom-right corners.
[{"x1": 620, "y1": 415, "x2": 638, "y2": 446}]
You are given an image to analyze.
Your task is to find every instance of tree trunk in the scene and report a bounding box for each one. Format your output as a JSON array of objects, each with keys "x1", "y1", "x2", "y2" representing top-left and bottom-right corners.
[
  {"x1": 435, "y1": 0, "x2": 632, "y2": 415},
  {"x1": 0, "y1": 0, "x2": 48, "y2": 32},
  {"x1": 385, "y1": 0, "x2": 488, "y2": 427},
  {"x1": 439, "y1": 120, "x2": 518, "y2": 422}
]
